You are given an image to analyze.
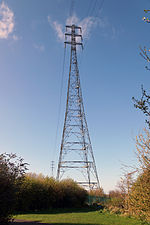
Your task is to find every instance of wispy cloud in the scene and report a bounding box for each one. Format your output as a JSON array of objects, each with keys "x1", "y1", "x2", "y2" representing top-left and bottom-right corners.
[
  {"x1": 111, "y1": 25, "x2": 124, "y2": 40},
  {"x1": 0, "y1": 2, "x2": 14, "y2": 39},
  {"x1": 48, "y1": 14, "x2": 107, "y2": 42},
  {"x1": 48, "y1": 16, "x2": 64, "y2": 41},
  {"x1": 33, "y1": 43, "x2": 45, "y2": 52},
  {"x1": 66, "y1": 15, "x2": 79, "y2": 27}
]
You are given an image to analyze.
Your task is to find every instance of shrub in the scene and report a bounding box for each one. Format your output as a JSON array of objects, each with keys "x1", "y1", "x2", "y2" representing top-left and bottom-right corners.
[
  {"x1": 127, "y1": 129, "x2": 150, "y2": 222},
  {"x1": 0, "y1": 153, "x2": 28, "y2": 224},
  {"x1": 58, "y1": 179, "x2": 88, "y2": 207},
  {"x1": 129, "y1": 169, "x2": 150, "y2": 221},
  {"x1": 16, "y1": 174, "x2": 88, "y2": 212},
  {"x1": 105, "y1": 129, "x2": 150, "y2": 222}
]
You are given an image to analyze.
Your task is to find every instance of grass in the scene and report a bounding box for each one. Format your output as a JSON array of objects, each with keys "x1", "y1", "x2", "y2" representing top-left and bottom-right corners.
[{"x1": 14, "y1": 208, "x2": 147, "y2": 225}]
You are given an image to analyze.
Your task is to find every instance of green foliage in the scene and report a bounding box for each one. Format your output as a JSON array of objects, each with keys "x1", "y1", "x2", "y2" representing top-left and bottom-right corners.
[
  {"x1": 87, "y1": 188, "x2": 107, "y2": 207},
  {"x1": 0, "y1": 153, "x2": 28, "y2": 224},
  {"x1": 129, "y1": 170, "x2": 150, "y2": 221},
  {"x1": 103, "y1": 129, "x2": 150, "y2": 222},
  {"x1": 14, "y1": 209, "x2": 145, "y2": 225},
  {"x1": 127, "y1": 130, "x2": 150, "y2": 221},
  {"x1": 16, "y1": 173, "x2": 88, "y2": 212},
  {"x1": 89, "y1": 187, "x2": 105, "y2": 197},
  {"x1": 58, "y1": 179, "x2": 88, "y2": 207},
  {"x1": 104, "y1": 190, "x2": 125, "y2": 215}
]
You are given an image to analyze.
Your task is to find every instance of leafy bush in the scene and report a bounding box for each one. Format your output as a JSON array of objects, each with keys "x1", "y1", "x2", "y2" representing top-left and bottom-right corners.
[
  {"x1": 16, "y1": 174, "x2": 88, "y2": 212},
  {"x1": 104, "y1": 129, "x2": 150, "y2": 222},
  {"x1": 129, "y1": 170, "x2": 150, "y2": 221},
  {"x1": 0, "y1": 153, "x2": 28, "y2": 224},
  {"x1": 127, "y1": 130, "x2": 150, "y2": 222},
  {"x1": 58, "y1": 179, "x2": 88, "y2": 207},
  {"x1": 103, "y1": 190, "x2": 125, "y2": 215}
]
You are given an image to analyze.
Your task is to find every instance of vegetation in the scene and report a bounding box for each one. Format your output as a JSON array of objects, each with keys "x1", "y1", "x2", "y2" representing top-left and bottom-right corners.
[
  {"x1": 0, "y1": 153, "x2": 28, "y2": 224},
  {"x1": 128, "y1": 129, "x2": 150, "y2": 221},
  {"x1": 0, "y1": 153, "x2": 87, "y2": 224},
  {"x1": 129, "y1": 169, "x2": 150, "y2": 221},
  {"x1": 133, "y1": 10, "x2": 150, "y2": 128},
  {"x1": 3, "y1": 136, "x2": 148, "y2": 223},
  {"x1": 140, "y1": 9, "x2": 150, "y2": 71},
  {"x1": 89, "y1": 187, "x2": 105, "y2": 197},
  {"x1": 132, "y1": 86, "x2": 150, "y2": 129},
  {"x1": 103, "y1": 129, "x2": 150, "y2": 222},
  {"x1": 124, "y1": 10, "x2": 150, "y2": 222},
  {"x1": 16, "y1": 173, "x2": 88, "y2": 212},
  {"x1": 14, "y1": 209, "x2": 146, "y2": 225}
]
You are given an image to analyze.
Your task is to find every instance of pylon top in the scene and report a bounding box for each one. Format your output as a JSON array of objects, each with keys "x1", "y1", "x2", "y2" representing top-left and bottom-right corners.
[{"x1": 64, "y1": 24, "x2": 83, "y2": 50}]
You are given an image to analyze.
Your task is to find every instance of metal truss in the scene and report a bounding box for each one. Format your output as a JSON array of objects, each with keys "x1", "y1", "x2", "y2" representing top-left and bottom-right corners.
[{"x1": 56, "y1": 24, "x2": 100, "y2": 190}]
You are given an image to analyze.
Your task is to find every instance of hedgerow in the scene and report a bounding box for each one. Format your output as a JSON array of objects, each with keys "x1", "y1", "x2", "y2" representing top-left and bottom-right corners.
[{"x1": 15, "y1": 173, "x2": 88, "y2": 212}]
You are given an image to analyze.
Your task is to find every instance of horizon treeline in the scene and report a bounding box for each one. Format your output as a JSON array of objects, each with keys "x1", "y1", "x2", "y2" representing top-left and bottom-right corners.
[{"x1": 15, "y1": 173, "x2": 88, "y2": 212}]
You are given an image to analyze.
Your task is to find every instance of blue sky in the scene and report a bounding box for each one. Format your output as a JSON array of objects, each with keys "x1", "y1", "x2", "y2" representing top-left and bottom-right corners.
[{"x1": 0, "y1": 0, "x2": 150, "y2": 193}]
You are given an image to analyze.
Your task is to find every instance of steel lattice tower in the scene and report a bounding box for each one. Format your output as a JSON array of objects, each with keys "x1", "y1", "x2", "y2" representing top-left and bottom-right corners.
[{"x1": 57, "y1": 24, "x2": 100, "y2": 190}]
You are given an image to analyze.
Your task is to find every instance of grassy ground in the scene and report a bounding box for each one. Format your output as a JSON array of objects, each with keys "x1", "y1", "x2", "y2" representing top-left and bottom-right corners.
[{"x1": 14, "y1": 208, "x2": 147, "y2": 225}]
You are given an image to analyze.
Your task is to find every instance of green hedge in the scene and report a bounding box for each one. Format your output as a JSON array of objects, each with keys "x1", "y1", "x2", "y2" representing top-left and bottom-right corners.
[{"x1": 15, "y1": 173, "x2": 88, "y2": 212}]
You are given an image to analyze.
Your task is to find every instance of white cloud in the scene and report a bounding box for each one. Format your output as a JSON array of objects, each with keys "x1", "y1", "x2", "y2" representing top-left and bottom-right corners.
[
  {"x1": 0, "y1": 2, "x2": 14, "y2": 39},
  {"x1": 33, "y1": 43, "x2": 45, "y2": 52},
  {"x1": 48, "y1": 16, "x2": 64, "y2": 41},
  {"x1": 52, "y1": 21, "x2": 64, "y2": 41},
  {"x1": 79, "y1": 17, "x2": 97, "y2": 39},
  {"x1": 66, "y1": 14, "x2": 79, "y2": 26},
  {"x1": 48, "y1": 14, "x2": 106, "y2": 42}
]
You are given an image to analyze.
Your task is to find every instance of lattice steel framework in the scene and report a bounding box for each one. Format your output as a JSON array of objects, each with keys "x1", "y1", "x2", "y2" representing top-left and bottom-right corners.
[{"x1": 57, "y1": 24, "x2": 100, "y2": 190}]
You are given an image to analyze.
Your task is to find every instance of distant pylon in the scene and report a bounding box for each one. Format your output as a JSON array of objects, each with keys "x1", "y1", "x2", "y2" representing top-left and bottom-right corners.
[{"x1": 56, "y1": 24, "x2": 100, "y2": 190}]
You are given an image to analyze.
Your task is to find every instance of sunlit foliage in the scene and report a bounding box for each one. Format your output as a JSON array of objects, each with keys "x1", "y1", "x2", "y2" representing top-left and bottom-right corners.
[{"x1": 16, "y1": 173, "x2": 88, "y2": 212}]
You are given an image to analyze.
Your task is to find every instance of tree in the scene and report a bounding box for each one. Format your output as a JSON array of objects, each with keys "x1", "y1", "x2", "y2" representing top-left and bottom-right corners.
[
  {"x1": 132, "y1": 86, "x2": 150, "y2": 129},
  {"x1": 129, "y1": 169, "x2": 150, "y2": 221},
  {"x1": 128, "y1": 10, "x2": 150, "y2": 221},
  {"x1": 109, "y1": 129, "x2": 150, "y2": 221},
  {"x1": 132, "y1": 10, "x2": 150, "y2": 128},
  {"x1": 128, "y1": 129, "x2": 150, "y2": 221},
  {"x1": 16, "y1": 174, "x2": 88, "y2": 211},
  {"x1": 140, "y1": 9, "x2": 150, "y2": 71},
  {"x1": 135, "y1": 129, "x2": 150, "y2": 170},
  {"x1": 0, "y1": 153, "x2": 28, "y2": 224}
]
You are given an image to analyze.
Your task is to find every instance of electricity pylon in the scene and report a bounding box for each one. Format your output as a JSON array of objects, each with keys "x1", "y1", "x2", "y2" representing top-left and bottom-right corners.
[{"x1": 57, "y1": 24, "x2": 100, "y2": 190}]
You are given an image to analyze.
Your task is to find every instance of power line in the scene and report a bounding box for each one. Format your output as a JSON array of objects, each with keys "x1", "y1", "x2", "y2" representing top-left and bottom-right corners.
[
  {"x1": 88, "y1": 0, "x2": 99, "y2": 18},
  {"x1": 83, "y1": 0, "x2": 105, "y2": 49},
  {"x1": 52, "y1": 46, "x2": 66, "y2": 163},
  {"x1": 69, "y1": 0, "x2": 75, "y2": 17},
  {"x1": 85, "y1": 0, "x2": 95, "y2": 19},
  {"x1": 95, "y1": 0, "x2": 105, "y2": 18}
]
